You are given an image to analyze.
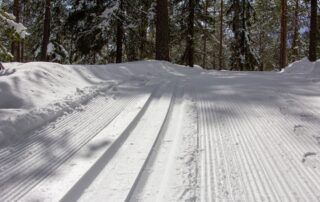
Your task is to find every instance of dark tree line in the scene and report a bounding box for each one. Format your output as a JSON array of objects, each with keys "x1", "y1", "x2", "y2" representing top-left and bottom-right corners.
[{"x1": 0, "y1": 0, "x2": 318, "y2": 71}]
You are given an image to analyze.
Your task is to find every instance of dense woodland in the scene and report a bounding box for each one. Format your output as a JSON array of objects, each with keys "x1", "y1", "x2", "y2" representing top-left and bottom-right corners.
[{"x1": 0, "y1": 0, "x2": 318, "y2": 71}]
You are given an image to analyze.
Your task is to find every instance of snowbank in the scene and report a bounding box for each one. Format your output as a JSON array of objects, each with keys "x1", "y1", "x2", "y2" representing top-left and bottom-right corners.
[
  {"x1": 0, "y1": 61, "x2": 198, "y2": 145},
  {"x1": 283, "y1": 57, "x2": 320, "y2": 76}
]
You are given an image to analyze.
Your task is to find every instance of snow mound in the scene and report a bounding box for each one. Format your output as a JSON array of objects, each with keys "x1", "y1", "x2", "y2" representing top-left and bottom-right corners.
[
  {"x1": 0, "y1": 61, "x2": 198, "y2": 145},
  {"x1": 283, "y1": 58, "x2": 320, "y2": 76}
]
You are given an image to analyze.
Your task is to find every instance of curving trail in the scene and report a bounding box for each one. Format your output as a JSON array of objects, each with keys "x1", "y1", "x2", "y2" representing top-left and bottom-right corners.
[{"x1": 1, "y1": 62, "x2": 320, "y2": 202}]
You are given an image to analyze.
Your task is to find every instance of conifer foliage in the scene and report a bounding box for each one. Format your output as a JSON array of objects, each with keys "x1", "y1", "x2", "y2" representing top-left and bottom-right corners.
[{"x1": 0, "y1": 0, "x2": 317, "y2": 70}]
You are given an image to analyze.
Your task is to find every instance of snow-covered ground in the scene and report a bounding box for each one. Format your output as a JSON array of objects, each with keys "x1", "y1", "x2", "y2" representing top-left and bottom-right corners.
[{"x1": 1, "y1": 59, "x2": 320, "y2": 201}]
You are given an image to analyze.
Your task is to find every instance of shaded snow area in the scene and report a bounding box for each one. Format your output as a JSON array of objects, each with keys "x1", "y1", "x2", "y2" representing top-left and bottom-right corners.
[{"x1": 1, "y1": 59, "x2": 320, "y2": 201}]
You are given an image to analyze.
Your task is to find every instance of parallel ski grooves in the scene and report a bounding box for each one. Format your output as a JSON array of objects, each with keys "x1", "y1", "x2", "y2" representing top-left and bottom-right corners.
[
  {"x1": 0, "y1": 87, "x2": 143, "y2": 201},
  {"x1": 197, "y1": 90, "x2": 320, "y2": 201}
]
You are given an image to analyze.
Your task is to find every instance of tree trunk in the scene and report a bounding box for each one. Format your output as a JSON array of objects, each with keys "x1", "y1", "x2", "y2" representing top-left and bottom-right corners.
[
  {"x1": 279, "y1": 0, "x2": 287, "y2": 69},
  {"x1": 291, "y1": 0, "x2": 299, "y2": 60},
  {"x1": 0, "y1": 62, "x2": 4, "y2": 70},
  {"x1": 40, "y1": 0, "x2": 51, "y2": 61},
  {"x1": 116, "y1": 0, "x2": 124, "y2": 63},
  {"x1": 309, "y1": 0, "x2": 317, "y2": 62},
  {"x1": 202, "y1": 0, "x2": 209, "y2": 69},
  {"x1": 186, "y1": 0, "x2": 195, "y2": 67},
  {"x1": 139, "y1": 0, "x2": 149, "y2": 60},
  {"x1": 218, "y1": 0, "x2": 223, "y2": 70},
  {"x1": 155, "y1": 0, "x2": 170, "y2": 61},
  {"x1": 12, "y1": 0, "x2": 21, "y2": 62},
  {"x1": 240, "y1": 0, "x2": 246, "y2": 71}
]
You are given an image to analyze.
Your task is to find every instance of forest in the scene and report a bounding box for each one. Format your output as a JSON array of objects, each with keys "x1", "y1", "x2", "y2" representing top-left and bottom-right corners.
[
  {"x1": 0, "y1": 0, "x2": 318, "y2": 70},
  {"x1": 2, "y1": 1, "x2": 320, "y2": 201}
]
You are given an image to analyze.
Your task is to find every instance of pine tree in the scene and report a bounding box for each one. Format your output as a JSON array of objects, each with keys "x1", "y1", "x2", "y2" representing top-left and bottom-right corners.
[
  {"x1": 308, "y1": 0, "x2": 317, "y2": 62},
  {"x1": 219, "y1": 0, "x2": 224, "y2": 70},
  {"x1": 290, "y1": 0, "x2": 300, "y2": 61},
  {"x1": 227, "y1": 0, "x2": 259, "y2": 71},
  {"x1": 279, "y1": 0, "x2": 287, "y2": 69},
  {"x1": 116, "y1": 0, "x2": 124, "y2": 63},
  {"x1": 155, "y1": 0, "x2": 170, "y2": 61},
  {"x1": 0, "y1": 7, "x2": 27, "y2": 61},
  {"x1": 186, "y1": 0, "x2": 195, "y2": 67},
  {"x1": 12, "y1": 0, "x2": 21, "y2": 61},
  {"x1": 40, "y1": 0, "x2": 51, "y2": 61}
]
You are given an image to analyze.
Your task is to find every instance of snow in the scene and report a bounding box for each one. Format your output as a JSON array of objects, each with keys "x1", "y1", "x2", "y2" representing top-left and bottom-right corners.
[
  {"x1": 1, "y1": 60, "x2": 320, "y2": 201},
  {"x1": 282, "y1": 57, "x2": 320, "y2": 76},
  {"x1": 1, "y1": 12, "x2": 28, "y2": 38}
]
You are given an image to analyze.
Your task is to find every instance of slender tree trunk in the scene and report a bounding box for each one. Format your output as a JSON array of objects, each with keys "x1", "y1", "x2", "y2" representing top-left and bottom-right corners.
[
  {"x1": 258, "y1": 30, "x2": 264, "y2": 71},
  {"x1": 233, "y1": 0, "x2": 241, "y2": 71},
  {"x1": 186, "y1": 0, "x2": 195, "y2": 67},
  {"x1": 218, "y1": 0, "x2": 223, "y2": 70},
  {"x1": 116, "y1": 0, "x2": 124, "y2": 63},
  {"x1": 21, "y1": 40, "x2": 24, "y2": 62},
  {"x1": 309, "y1": 0, "x2": 317, "y2": 62},
  {"x1": 279, "y1": 0, "x2": 288, "y2": 69},
  {"x1": 291, "y1": 0, "x2": 299, "y2": 60},
  {"x1": 139, "y1": 0, "x2": 149, "y2": 59},
  {"x1": 155, "y1": 0, "x2": 170, "y2": 61},
  {"x1": 40, "y1": 0, "x2": 51, "y2": 61},
  {"x1": 202, "y1": 0, "x2": 209, "y2": 69},
  {"x1": 240, "y1": 0, "x2": 246, "y2": 71},
  {"x1": 12, "y1": 0, "x2": 20, "y2": 62}
]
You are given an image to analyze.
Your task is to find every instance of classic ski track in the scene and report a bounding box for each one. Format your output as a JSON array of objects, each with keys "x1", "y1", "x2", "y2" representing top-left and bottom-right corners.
[
  {"x1": 125, "y1": 82, "x2": 178, "y2": 202},
  {"x1": 0, "y1": 84, "x2": 119, "y2": 163},
  {"x1": 197, "y1": 89, "x2": 320, "y2": 201},
  {"x1": 0, "y1": 82, "x2": 119, "y2": 160},
  {"x1": 67, "y1": 82, "x2": 175, "y2": 202},
  {"x1": 0, "y1": 85, "x2": 150, "y2": 201},
  {"x1": 0, "y1": 97, "x2": 117, "y2": 168},
  {"x1": 58, "y1": 83, "x2": 160, "y2": 202},
  {"x1": 127, "y1": 82, "x2": 183, "y2": 201},
  {"x1": 2, "y1": 99, "x2": 133, "y2": 201}
]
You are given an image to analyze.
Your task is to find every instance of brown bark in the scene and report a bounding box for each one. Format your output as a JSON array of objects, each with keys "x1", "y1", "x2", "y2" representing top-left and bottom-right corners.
[
  {"x1": 12, "y1": 0, "x2": 21, "y2": 62},
  {"x1": 202, "y1": 0, "x2": 209, "y2": 69},
  {"x1": 40, "y1": 0, "x2": 51, "y2": 61},
  {"x1": 0, "y1": 63, "x2": 4, "y2": 70},
  {"x1": 309, "y1": 0, "x2": 317, "y2": 62},
  {"x1": 279, "y1": 0, "x2": 288, "y2": 69},
  {"x1": 139, "y1": 0, "x2": 149, "y2": 59},
  {"x1": 218, "y1": 0, "x2": 223, "y2": 70},
  {"x1": 116, "y1": 0, "x2": 124, "y2": 63},
  {"x1": 155, "y1": 0, "x2": 170, "y2": 61},
  {"x1": 186, "y1": 0, "x2": 195, "y2": 67},
  {"x1": 291, "y1": 0, "x2": 299, "y2": 59}
]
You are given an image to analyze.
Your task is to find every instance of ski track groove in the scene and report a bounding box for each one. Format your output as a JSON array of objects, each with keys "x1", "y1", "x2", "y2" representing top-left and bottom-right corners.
[
  {"x1": 207, "y1": 99, "x2": 254, "y2": 202},
  {"x1": 252, "y1": 102, "x2": 320, "y2": 200},
  {"x1": 2, "y1": 99, "x2": 132, "y2": 201},
  {"x1": 224, "y1": 99, "x2": 292, "y2": 201},
  {"x1": 0, "y1": 97, "x2": 115, "y2": 168},
  {"x1": 197, "y1": 90, "x2": 320, "y2": 201},
  {"x1": 0, "y1": 86, "x2": 148, "y2": 201},
  {"x1": 0, "y1": 84, "x2": 118, "y2": 162},
  {"x1": 227, "y1": 97, "x2": 302, "y2": 201},
  {"x1": 251, "y1": 103, "x2": 318, "y2": 201},
  {"x1": 223, "y1": 93, "x2": 320, "y2": 201},
  {"x1": 60, "y1": 82, "x2": 173, "y2": 202},
  {"x1": 226, "y1": 103, "x2": 283, "y2": 202},
  {"x1": 125, "y1": 82, "x2": 179, "y2": 202}
]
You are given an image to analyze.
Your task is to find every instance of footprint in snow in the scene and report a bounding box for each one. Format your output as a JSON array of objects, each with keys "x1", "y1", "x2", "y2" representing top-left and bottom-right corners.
[{"x1": 302, "y1": 152, "x2": 320, "y2": 169}]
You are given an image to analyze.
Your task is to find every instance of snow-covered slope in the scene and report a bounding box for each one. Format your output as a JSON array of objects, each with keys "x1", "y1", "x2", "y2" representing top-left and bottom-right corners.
[
  {"x1": 1, "y1": 61, "x2": 320, "y2": 201},
  {"x1": 283, "y1": 57, "x2": 320, "y2": 76},
  {"x1": 0, "y1": 61, "x2": 200, "y2": 145}
]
